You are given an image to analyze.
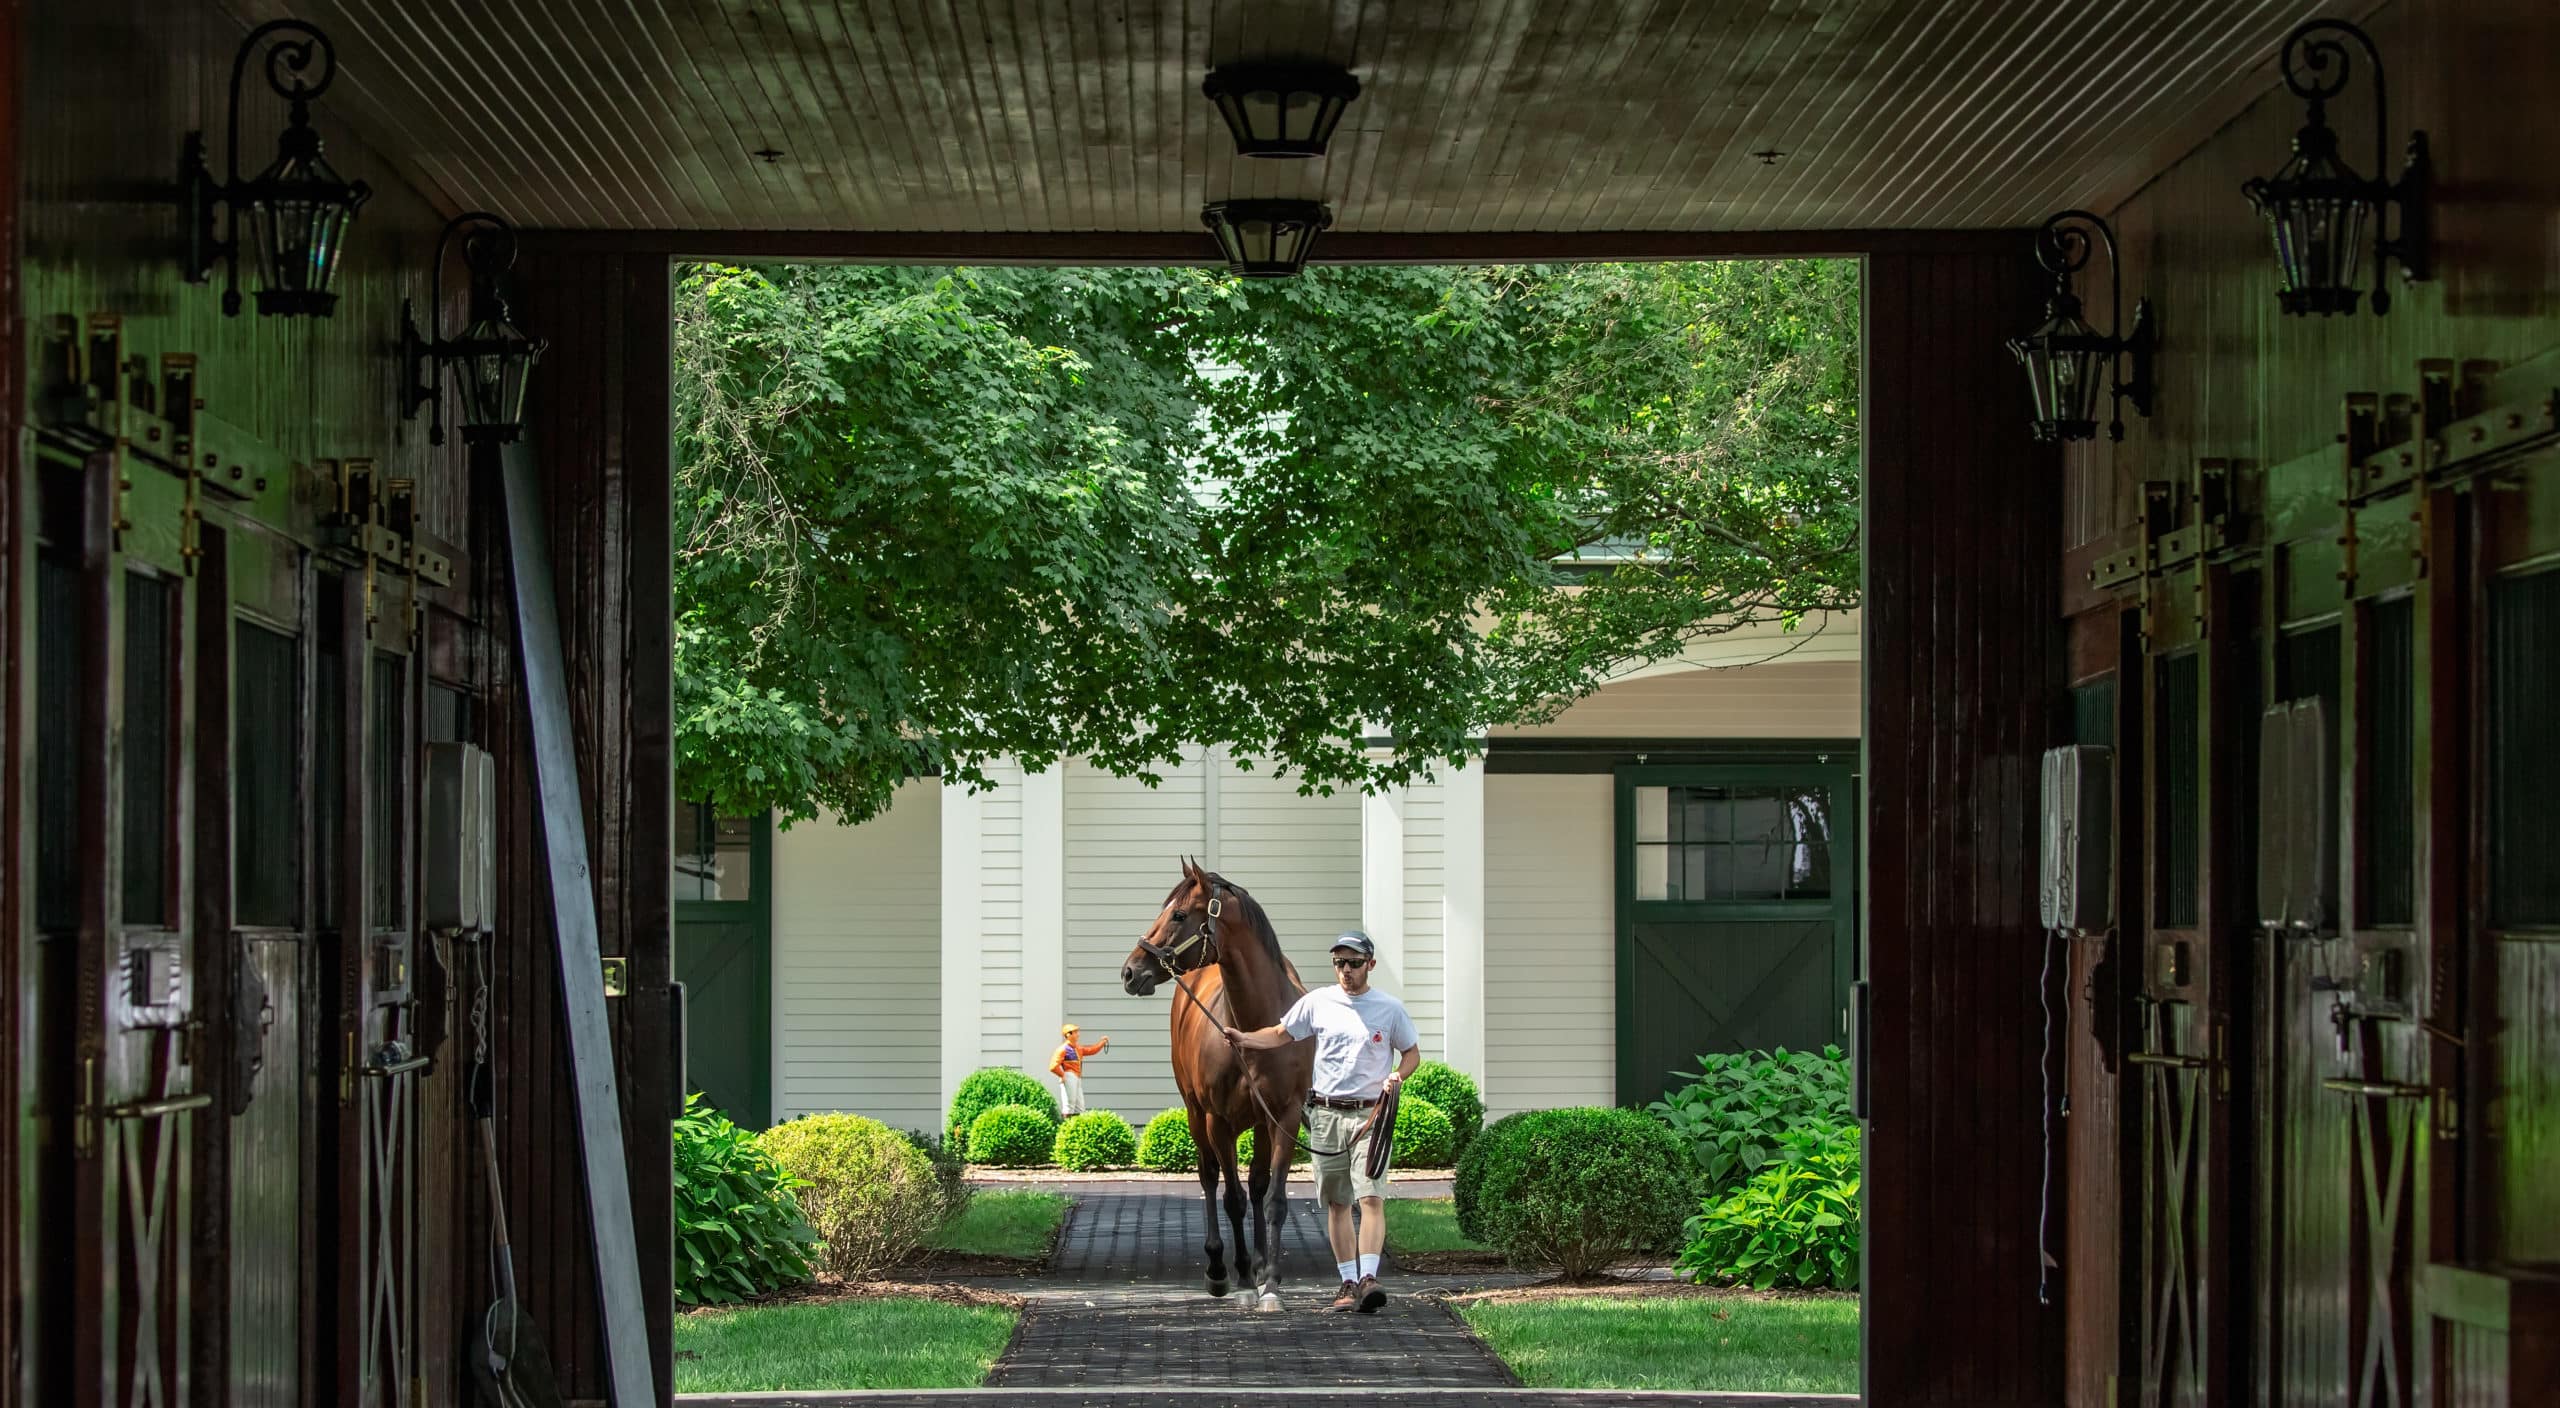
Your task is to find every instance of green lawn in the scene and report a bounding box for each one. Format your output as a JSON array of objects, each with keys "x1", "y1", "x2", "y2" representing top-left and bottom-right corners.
[
  {"x1": 1385, "y1": 1197, "x2": 1493, "y2": 1254},
  {"x1": 672, "y1": 1298, "x2": 1016, "y2": 1394},
  {"x1": 926, "y1": 1191, "x2": 1069, "y2": 1259},
  {"x1": 1458, "y1": 1293, "x2": 1860, "y2": 1395}
]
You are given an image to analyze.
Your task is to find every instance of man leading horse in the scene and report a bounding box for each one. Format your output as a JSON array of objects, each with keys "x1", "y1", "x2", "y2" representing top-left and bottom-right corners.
[{"x1": 1222, "y1": 929, "x2": 1419, "y2": 1314}]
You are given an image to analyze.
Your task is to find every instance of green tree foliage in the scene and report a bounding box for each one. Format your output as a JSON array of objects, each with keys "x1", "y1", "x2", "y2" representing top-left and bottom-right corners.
[{"x1": 676, "y1": 261, "x2": 1859, "y2": 824}]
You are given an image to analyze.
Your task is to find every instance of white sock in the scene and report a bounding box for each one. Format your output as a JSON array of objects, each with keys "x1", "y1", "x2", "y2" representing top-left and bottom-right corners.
[
  {"x1": 1358, "y1": 1252, "x2": 1381, "y2": 1279},
  {"x1": 1337, "y1": 1259, "x2": 1359, "y2": 1283}
]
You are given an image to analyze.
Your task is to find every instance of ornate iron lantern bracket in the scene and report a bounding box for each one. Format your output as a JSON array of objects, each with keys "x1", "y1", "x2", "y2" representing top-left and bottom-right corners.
[
  {"x1": 2008, "y1": 211, "x2": 2156, "y2": 444},
  {"x1": 398, "y1": 213, "x2": 546, "y2": 445},
  {"x1": 2241, "y1": 19, "x2": 2431, "y2": 316},
  {"x1": 177, "y1": 20, "x2": 373, "y2": 318}
]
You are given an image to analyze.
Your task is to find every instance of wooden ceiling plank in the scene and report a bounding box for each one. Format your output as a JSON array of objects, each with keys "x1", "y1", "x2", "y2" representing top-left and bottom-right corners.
[
  {"x1": 450, "y1": 0, "x2": 667, "y2": 226},
  {"x1": 320, "y1": 0, "x2": 608, "y2": 228},
  {"x1": 1177, "y1": 0, "x2": 1214, "y2": 229},
  {"x1": 473, "y1": 0, "x2": 683, "y2": 228},
  {"x1": 1392, "y1": 0, "x2": 1537, "y2": 231},
  {"x1": 1031, "y1": 0, "x2": 1101, "y2": 229},
  {"x1": 1712, "y1": 0, "x2": 1906, "y2": 232},
  {"x1": 1859, "y1": 0, "x2": 2192, "y2": 228},
  {"x1": 874, "y1": 0, "x2": 995, "y2": 230},
  {"x1": 1631, "y1": 0, "x2": 1837, "y2": 231},
  {"x1": 1610, "y1": 0, "x2": 1793, "y2": 231},
  {"x1": 1331, "y1": 0, "x2": 1412, "y2": 227},
  {"x1": 1483, "y1": 0, "x2": 1637, "y2": 234},
  {"x1": 839, "y1": 0, "x2": 965, "y2": 231},
  {"x1": 250, "y1": 0, "x2": 475, "y2": 220},
  {"x1": 1755, "y1": 0, "x2": 2029, "y2": 231},
  {"x1": 999, "y1": 0, "x2": 1070, "y2": 232},
  {"x1": 1465, "y1": 0, "x2": 1588, "y2": 233},
  {"x1": 1533, "y1": 0, "x2": 1711, "y2": 235},
  {"x1": 656, "y1": 0, "x2": 805, "y2": 230},
  {"x1": 722, "y1": 5, "x2": 863, "y2": 228},
  {"x1": 933, "y1": 0, "x2": 1031, "y2": 232},
  {"x1": 549, "y1": 0, "x2": 727, "y2": 228},
  {"x1": 769, "y1": 0, "x2": 893, "y2": 231}
]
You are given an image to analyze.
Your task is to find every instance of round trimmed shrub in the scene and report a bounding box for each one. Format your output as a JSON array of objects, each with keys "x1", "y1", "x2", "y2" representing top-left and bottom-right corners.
[
  {"x1": 1392, "y1": 1095, "x2": 1457, "y2": 1168},
  {"x1": 1136, "y1": 1108, "x2": 1199, "y2": 1171},
  {"x1": 1053, "y1": 1110, "x2": 1138, "y2": 1171},
  {"x1": 760, "y1": 1112, "x2": 944, "y2": 1280},
  {"x1": 1455, "y1": 1106, "x2": 1696, "y2": 1277},
  {"x1": 947, "y1": 1067, "x2": 1056, "y2": 1155},
  {"x1": 968, "y1": 1103, "x2": 1059, "y2": 1167},
  {"x1": 1404, "y1": 1062, "x2": 1484, "y2": 1158}
]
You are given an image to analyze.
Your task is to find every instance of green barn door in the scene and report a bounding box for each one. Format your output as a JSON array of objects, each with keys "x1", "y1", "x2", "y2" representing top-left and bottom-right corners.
[
  {"x1": 673, "y1": 805, "x2": 773, "y2": 1127},
  {"x1": 1615, "y1": 764, "x2": 1858, "y2": 1107}
]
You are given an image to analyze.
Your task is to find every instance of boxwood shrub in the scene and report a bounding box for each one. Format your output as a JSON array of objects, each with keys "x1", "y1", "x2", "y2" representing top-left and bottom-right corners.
[
  {"x1": 672, "y1": 1094, "x2": 814, "y2": 1305},
  {"x1": 1677, "y1": 1121, "x2": 1862, "y2": 1290},
  {"x1": 968, "y1": 1103, "x2": 1059, "y2": 1168},
  {"x1": 760, "y1": 1111, "x2": 944, "y2": 1280},
  {"x1": 1052, "y1": 1110, "x2": 1138, "y2": 1170},
  {"x1": 946, "y1": 1067, "x2": 1056, "y2": 1155},
  {"x1": 1455, "y1": 1106, "x2": 1695, "y2": 1277},
  {"x1": 1392, "y1": 1095, "x2": 1457, "y2": 1168},
  {"x1": 1234, "y1": 1127, "x2": 1312, "y2": 1167},
  {"x1": 1403, "y1": 1062, "x2": 1484, "y2": 1158},
  {"x1": 1136, "y1": 1108, "x2": 1199, "y2": 1171}
]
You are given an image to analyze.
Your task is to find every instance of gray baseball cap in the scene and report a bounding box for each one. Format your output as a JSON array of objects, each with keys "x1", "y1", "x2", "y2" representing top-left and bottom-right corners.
[{"x1": 1331, "y1": 930, "x2": 1375, "y2": 958}]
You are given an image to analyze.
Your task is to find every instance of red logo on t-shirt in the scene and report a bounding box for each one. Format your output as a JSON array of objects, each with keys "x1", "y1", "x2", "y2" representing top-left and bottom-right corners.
[{"x1": 1372, "y1": 1032, "x2": 1383, "y2": 1042}]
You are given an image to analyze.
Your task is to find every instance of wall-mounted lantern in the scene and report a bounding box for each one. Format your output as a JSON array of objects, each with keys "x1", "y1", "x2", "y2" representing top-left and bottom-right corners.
[
  {"x1": 1202, "y1": 61, "x2": 1360, "y2": 159},
  {"x1": 2008, "y1": 211, "x2": 2155, "y2": 444},
  {"x1": 1201, "y1": 200, "x2": 1332, "y2": 278},
  {"x1": 398, "y1": 213, "x2": 546, "y2": 445},
  {"x1": 2241, "y1": 18, "x2": 2430, "y2": 316},
  {"x1": 178, "y1": 20, "x2": 373, "y2": 318}
]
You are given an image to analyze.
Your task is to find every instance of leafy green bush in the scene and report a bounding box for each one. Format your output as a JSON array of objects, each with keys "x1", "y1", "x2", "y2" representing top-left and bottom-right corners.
[
  {"x1": 947, "y1": 1068, "x2": 1056, "y2": 1155},
  {"x1": 1052, "y1": 1111, "x2": 1138, "y2": 1170},
  {"x1": 1647, "y1": 1045, "x2": 1851, "y2": 1199},
  {"x1": 1236, "y1": 1126, "x2": 1312, "y2": 1167},
  {"x1": 1404, "y1": 1062, "x2": 1484, "y2": 1158},
  {"x1": 967, "y1": 1104, "x2": 1058, "y2": 1167},
  {"x1": 1136, "y1": 1108, "x2": 1199, "y2": 1171},
  {"x1": 1393, "y1": 1095, "x2": 1457, "y2": 1168},
  {"x1": 760, "y1": 1112, "x2": 944, "y2": 1280},
  {"x1": 1454, "y1": 1106, "x2": 1695, "y2": 1277},
  {"x1": 1678, "y1": 1122, "x2": 1862, "y2": 1290},
  {"x1": 672, "y1": 1095, "x2": 815, "y2": 1306},
  {"x1": 900, "y1": 1127, "x2": 971, "y2": 1222}
]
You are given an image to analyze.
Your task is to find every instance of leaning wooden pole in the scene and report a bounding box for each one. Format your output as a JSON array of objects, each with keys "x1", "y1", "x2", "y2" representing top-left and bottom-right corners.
[{"x1": 498, "y1": 436, "x2": 659, "y2": 1408}]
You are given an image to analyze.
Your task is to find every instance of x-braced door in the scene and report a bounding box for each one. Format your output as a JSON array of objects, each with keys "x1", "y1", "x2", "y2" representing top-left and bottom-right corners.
[
  {"x1": 34, "y1": 321, "x2": 213, "y2": 1408},
  {"x1": 2098, "y1": 463, "x2": 2259, "y2": 1408}
]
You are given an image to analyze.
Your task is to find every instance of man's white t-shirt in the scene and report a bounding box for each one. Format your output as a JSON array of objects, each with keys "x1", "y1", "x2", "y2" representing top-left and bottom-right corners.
[{"x1": 1280, "y1": 985, "x2": 1420, "y2": 1099}]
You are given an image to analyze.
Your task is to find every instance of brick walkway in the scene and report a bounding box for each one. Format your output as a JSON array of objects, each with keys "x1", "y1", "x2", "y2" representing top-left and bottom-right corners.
[{"x1": 678, "y1": 1187, "x2": 1858, "y2": 1407}]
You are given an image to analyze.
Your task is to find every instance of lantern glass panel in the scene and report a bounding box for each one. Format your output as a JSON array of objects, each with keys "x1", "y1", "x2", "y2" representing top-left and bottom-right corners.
[
  {"x1": 246, "y1": 145, "x2": 358, "y2": 305},
  {"x1": 455, "y1": 315, "x2": 537, "y2": 437}
]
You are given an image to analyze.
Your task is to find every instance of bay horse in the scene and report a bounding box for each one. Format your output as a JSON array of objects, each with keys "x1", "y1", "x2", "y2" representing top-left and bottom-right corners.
[{"x1": 1120, "y1": 859, "x2": 1311, "y2": 1311}]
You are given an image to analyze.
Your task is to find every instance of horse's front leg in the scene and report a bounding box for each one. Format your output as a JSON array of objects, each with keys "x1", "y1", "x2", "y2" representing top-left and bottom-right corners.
[
  {"x1": 1248, "y1": 1127, "x2": 1290, "y2": 1311},
  {"x1": 1195, "y1": 1115, "x2": 1230, "y2": 1297},
  {"x1": 1221, "y1": 1140, "x2": 1254, "y2": 1296}
]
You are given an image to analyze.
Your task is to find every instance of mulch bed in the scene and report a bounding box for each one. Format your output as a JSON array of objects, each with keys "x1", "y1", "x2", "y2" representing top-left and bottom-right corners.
[
  {"x1": 680, "y1": 1276, "x2": 1025, "y2": 1316},
  {"x1": 1443, "y1": 1277, "x2": 1856, "y2": 1306},
  {"x1": 1391, "y1": 1249, "x2": 1514, "y2": 1273}
]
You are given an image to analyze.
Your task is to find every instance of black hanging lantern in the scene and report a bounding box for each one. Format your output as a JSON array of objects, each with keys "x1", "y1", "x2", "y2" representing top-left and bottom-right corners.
[
  {"x1": 398, "y1": 214, "x2": 546, "y2": 445},
  {"x1": 1203, "y1": 61, "x2": 1360, "y2": 158},
  {"x1": 178, "y1": 20, "x2": 373, "y2": 317},
  {"x1": 1201, "y1": 200, "x2": 1332, "y2": 278},
  {"x1": 2008, "y1": 211, "x2": 2155, "y2": 444},
  {"x1": 2241, "y1": 19, "x2": 2430, "y2": 316}
]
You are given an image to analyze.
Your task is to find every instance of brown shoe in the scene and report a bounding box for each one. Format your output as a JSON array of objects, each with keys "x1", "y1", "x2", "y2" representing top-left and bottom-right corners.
[
  {"x1": 1327, "y1": 1279, "x2": 1360, "y2": 1312},
  {"x1": 1356, "y1": 1275, "x2": 1386, "y2": 1314}
]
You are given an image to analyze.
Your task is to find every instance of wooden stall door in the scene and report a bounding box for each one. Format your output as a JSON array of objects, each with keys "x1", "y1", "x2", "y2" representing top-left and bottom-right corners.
[
  {"x1": 32, "y1": 348, "x2": 213, "y2": 1408},
  {"x1": 2121, "y1": 509, "x2": 2259, "y2": 1408}
]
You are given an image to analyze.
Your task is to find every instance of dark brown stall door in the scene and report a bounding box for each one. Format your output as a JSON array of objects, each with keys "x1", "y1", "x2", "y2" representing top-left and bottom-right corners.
[{"x1": 32, "y1": 342, "x2": 214, "y2": 1408}]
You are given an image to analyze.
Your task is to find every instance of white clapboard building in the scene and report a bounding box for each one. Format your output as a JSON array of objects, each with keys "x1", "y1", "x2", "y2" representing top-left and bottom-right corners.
[{"x1": 674, "y1": 614, "x2": 1861, "y2": 1133}]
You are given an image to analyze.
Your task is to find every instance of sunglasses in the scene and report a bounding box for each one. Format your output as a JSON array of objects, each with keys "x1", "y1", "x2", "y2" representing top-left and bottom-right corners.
[{"x1": 1332, "y1": 956, "x2": 1370, "y2": 969}]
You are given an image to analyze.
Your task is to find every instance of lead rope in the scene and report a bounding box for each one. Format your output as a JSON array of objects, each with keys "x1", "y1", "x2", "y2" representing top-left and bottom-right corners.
[{"x1": 1155, "y1": 924, "x2": 1386, "y2": 1162}]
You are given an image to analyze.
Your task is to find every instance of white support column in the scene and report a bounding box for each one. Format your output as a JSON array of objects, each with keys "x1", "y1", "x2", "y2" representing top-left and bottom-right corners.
[
  {"x1": 1363, "y1": 782, "x2": 1408, "y2": 986},
  {"x1": 1019, "y1": 765, "x2": 1068, "y2": 1077},
  {"x1": 939, "y1": 780, "x2": 985, "y2": 1117},
  {"x1": 1442, "y1": 757, "x2": 1488, "y2": 1090},
  {"x1": 1200, "y1": 746, "x2": 1222, "y2": 871}
]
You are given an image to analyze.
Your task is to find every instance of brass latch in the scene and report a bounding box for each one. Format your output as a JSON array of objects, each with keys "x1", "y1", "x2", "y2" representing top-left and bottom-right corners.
[{"x1": 601, "y1": 957, "x2": 629, "y2": 998}]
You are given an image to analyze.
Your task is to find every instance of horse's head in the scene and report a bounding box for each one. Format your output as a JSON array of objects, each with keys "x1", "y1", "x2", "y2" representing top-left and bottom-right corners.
[{"x1": 1122, "y1": 857, "x2": 1227, "y2": 996}]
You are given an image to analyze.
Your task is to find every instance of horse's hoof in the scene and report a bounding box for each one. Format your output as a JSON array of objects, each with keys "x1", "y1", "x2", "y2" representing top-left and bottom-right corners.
[
  {"x1": 1257, "y1": 1293, "x2": 1281, "y2": 1313},
  {"x1": 1206, "y1": 1278, "x2": 1230, "y2": 1298}
]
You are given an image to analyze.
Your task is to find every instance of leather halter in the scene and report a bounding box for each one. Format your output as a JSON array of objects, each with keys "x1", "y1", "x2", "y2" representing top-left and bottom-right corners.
[{"x1": 1137, "y1": 881, "x2": 1227, "y2": 982}]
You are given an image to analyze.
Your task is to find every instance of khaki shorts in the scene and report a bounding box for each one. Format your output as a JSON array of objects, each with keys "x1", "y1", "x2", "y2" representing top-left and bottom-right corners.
[{"x1": 1307, "y1": 1101, "x2": 1392, "y2": 1205}]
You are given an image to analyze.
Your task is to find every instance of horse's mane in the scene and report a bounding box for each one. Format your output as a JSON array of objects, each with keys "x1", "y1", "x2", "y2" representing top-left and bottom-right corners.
[{"x1": 1163, "y1": 870, "x2": 1304, "y2": 996}]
